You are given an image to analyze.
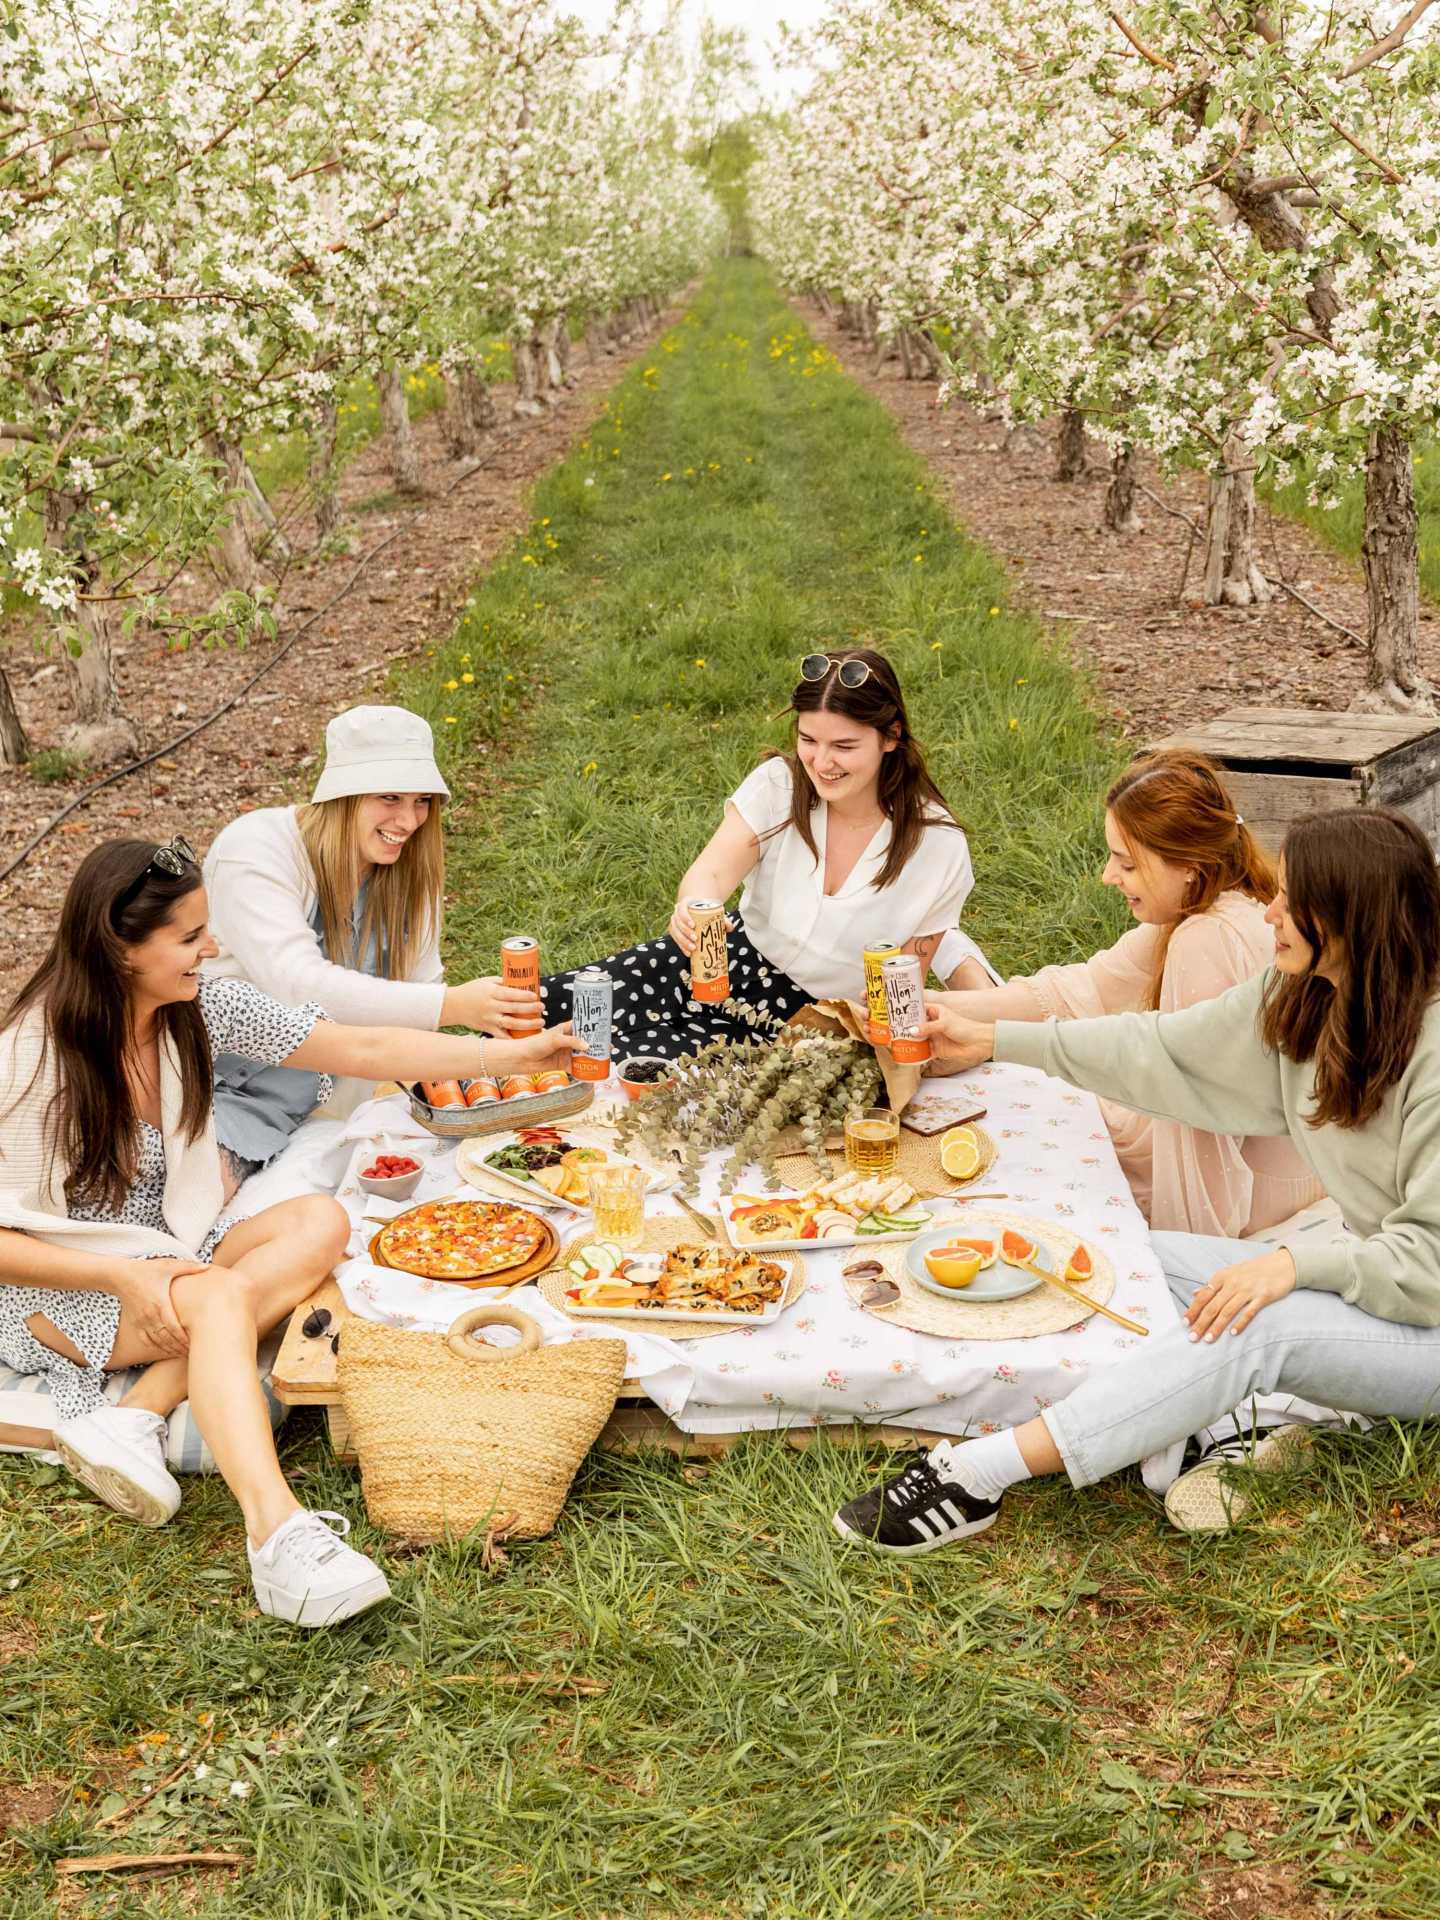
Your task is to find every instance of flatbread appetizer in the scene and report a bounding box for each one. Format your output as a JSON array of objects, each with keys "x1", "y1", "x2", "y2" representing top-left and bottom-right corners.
[{"x1": 376, "y1": 1199, "x2": 548, "y2": 1281}]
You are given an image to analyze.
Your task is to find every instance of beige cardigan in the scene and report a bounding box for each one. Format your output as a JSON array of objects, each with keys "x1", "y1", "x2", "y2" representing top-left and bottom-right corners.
[
  {"x1": 1018, "y1": 893, "x2": 1325, "y2": 1238},
  {"x1": 0, "y1": 1005, "x2": 224, "y2": 1261}
]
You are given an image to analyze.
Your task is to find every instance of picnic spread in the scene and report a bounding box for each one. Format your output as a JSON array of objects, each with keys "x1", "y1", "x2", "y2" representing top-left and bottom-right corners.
[{"x1": 309, "y1": 1057, "x2": 1186, "y2": 1484}]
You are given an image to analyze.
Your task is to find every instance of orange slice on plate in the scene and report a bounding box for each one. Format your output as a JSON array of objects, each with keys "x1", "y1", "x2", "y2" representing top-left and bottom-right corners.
[
  {"x1": 1064, "y1": 1244, "x2": 1094, "y2": 1285},
  {"x1": 946, "y1": 1235, "x2": 997, "y2": 1269},
  {"x1": 1001, "y1": 1229, "x2": 1037, "y2": 1266}
]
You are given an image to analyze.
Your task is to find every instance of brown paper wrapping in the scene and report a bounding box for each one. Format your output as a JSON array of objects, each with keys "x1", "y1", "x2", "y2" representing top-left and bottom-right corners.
[{"x1": 781, "y1": 998, "x2": 924, "y2": 1114}]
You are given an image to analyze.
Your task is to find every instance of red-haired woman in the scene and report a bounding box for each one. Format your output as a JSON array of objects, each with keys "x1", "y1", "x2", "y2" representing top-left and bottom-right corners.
[
  {"x1": 834, "y1": 810, "x2": 1440, "y2": 1557},
  {"x1": 929, "y1": 749, "x2": 1323, "y2": 1239},
  {"x1": 542, "y1": 648, "x2": 997, "y2": 1058}
]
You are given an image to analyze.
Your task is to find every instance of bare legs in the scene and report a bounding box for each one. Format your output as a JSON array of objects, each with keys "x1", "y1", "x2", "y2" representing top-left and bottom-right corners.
[
  {"x1": 28, "y1": 1196, "x2": 349, "y2": 1545},
  {"x1": 1014, "y1": 1416, "x2": 1063, "y2": 1476}
]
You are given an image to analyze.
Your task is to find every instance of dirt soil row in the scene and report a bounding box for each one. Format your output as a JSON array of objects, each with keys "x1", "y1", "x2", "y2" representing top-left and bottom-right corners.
[
  {"x1": 0, "y1": 305, "x2": 687, "y2": 1001},
  {"x1": 807, "y1": 304, "x2": 1440, "y2": 742}
]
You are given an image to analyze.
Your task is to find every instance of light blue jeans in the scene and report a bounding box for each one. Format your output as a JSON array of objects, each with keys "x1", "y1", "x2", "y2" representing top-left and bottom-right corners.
[{"x1": 1043, "y1": 1232, "x2": 1440, "y2": 1488}]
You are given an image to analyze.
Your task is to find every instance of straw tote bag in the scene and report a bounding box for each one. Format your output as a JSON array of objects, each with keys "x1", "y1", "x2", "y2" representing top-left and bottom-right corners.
[{"x1": 338, "y1": 1304, "x2": 626, "y2": 1545}]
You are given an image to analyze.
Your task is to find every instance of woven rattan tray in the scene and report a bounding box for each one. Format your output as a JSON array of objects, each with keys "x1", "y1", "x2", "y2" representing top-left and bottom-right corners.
[
  {"x1": 841, "y1": 1209, "x2": 1115, "y2": 1341},
  {"x1": 535, "y1": 1214, "x2": 806, "y2": 1342},
  {"x1": 773, "y1": 1123, "x2": 997, "y2": 1202}
]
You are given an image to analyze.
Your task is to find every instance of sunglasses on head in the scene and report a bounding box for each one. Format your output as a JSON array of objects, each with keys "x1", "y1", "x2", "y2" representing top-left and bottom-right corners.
[
  {"x1": 800, "y1": 653, "x2": 872, "y2": 690},
  {"x1": 113, "y1": 836, "x2": 199, "y2": 915}
]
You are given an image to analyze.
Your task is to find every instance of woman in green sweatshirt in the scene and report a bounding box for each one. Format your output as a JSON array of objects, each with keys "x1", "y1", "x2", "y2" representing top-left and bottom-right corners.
[{"x1": 834, "y1": 806, "x2": 1440, "y2": 1557}]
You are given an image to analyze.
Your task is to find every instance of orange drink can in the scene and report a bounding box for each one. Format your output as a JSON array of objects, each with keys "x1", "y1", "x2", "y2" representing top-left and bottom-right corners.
[
  {"x1": 500, "y1": 1074, "x2": 535, "y2": 1100},
  {"x1": 688, "y1": 899, "x2": 729, "y2": 1004},
  {"x1": 422, "y1": 1079, "x2": 466, "y2": 1109},
  {"x1": 881, "y1": 953, "x2": 932, "y2": 1065},
  {"x1": 500, "y1": 935, "x2": 543, "y2": 1036},
  {"x1": 532, "y1": 1069, "x2": 570, "y2": 1093},
  {"x1": 863, "y1": 938, "x2": 903, "y2": 1044},
  {"x1": 461, "y1": 1076, "x2": 500, "y2": 1107}
]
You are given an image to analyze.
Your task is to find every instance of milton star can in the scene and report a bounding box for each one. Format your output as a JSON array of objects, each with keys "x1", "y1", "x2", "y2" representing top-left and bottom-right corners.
[
  {"x1": 881, "y1": 952, "x2": 932, "y2": 1065},
  {"x1": 460, "y1": 1076, "x2": 500, "y2": 1107},
  {"x1": 570, "y1": 967, "x2": 614, "y2": 1082},
  {"x1": 531, "y1": 1069, "x2": 570, "y2": 1094},
  {"x1": 421, "y1": 1079, "x2": 466, "y2": 1109},
  {"x1": 500, "y1": 934, "x2": 543, "y2": 1036},
  {"x1": 688, "y1": 898, "x2": 729, "y2": 1004},
  {"x1": 863, "y1": 938, "x2": 904, "y2": 1045}
]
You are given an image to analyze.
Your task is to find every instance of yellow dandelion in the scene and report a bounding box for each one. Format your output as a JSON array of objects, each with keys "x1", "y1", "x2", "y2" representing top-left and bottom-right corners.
[
  {"x1": 930, "y1": 641, "x2": 944, "y2": 651},
  {"x1": 989, "y1": 606, "x2": 1000, "y2": 617},
  {"x1": 661, "y1": 472, "x2": 672, "y2": 482},
  {"x1": 583, "y1": 760, "x2": 597, "y2": 775},
  {"x1": 461, "y1": 672, "x2": 474, "y2": 685},
  {"x1": 444, "y1": 678, "x2": 459, "y2": 691},
  {"x1": 521, "y1": 554, "x2": 538, "y2": 566},
  {"x1": 444, "y1": 716, "x2": 458, "y2": 725},
  {"x1": 1009, "y1": 718, "x2": 1019, "y2": 731},
  {"x1": 694, "y1": 657, "x2": 707, "y2": 668}
]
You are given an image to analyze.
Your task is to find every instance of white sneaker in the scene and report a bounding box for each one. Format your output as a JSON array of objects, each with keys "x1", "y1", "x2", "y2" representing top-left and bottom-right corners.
[
  {"x1": 248, "y1": 1510, "x2": 391, "y2": 1627},
  {"x1": 1164, "y1": 1423, "x2": 1313, "y2": 1534},
  {"x1": 53, "y1": 1406, "x2": 181, "y2": 1528}
]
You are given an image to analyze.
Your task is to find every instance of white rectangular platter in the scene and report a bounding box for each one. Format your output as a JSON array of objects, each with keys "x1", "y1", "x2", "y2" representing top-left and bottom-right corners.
[
  {"x1": 456, "y1": 1128, "x2": 672, "y2": 1215},
  {"x1": 718, "y1": 1189, "x2": 935, "y2": 1254},
  {"x1": 559, "y1": 1252, "x2": 797, "y2": 1327}
]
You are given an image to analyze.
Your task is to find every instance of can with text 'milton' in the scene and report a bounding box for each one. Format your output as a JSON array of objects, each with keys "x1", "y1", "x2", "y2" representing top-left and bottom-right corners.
[
  {"x1": 687, "y1": 899, "x2": 730, "y2": 1004},
  {"x1": 570, "y1": 968, "x2": 614, "y2": 1081},
  {"x1": 881, "y1": 952, "x2": 932, "y2": 1065},
  {"x1": 500, "y1": 935, "x2": 542, "y2": 1035},
  {"x1": 863, "y1": 938, "x2": 904, "y2": 1045}
]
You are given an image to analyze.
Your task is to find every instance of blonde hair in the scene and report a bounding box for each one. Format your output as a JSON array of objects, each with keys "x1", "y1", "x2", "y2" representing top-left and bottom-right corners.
[{"x1": 295, "y1": 794, "x2": 444, "y2": 980}]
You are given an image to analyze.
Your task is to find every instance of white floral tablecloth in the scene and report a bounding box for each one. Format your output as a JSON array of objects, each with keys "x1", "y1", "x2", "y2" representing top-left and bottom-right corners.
[{"x1": 329, "y1": 1063, "x2": 1182, "y2": 1462}]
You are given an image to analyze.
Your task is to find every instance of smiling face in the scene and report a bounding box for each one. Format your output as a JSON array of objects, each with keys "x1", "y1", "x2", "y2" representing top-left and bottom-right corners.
[
  {"x1": 1101, "y1": 809, "x2": 1194, "y2": 924},
  {"x1": 122, "y1": 884, "x2": 218, "y2": 1010},
  {"x1": 795, "y1": 710, "x2": 896, "y2": 811},
  {"x1": 354, "y1": 792, "x2": 434, "y2": 867},
  {"x1": 1265, "y1": 861, "x2": 1321, "y2": 977}
]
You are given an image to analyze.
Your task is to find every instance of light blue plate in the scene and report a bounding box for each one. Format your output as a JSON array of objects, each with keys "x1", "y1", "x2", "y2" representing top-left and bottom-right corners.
[{"x1": 906, "y1": 1227, "x2": 1042, "y2": 1304}]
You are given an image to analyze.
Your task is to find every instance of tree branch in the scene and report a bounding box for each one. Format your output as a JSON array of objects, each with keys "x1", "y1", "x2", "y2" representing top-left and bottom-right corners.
[
  {"x1": 171, "y1": 42, "x2": 318, "y2": 176},
  {"x1": 1107, "y1": 10, "x2": 1177, "y2": 70},
  {"x1": 1341, "y1": 0, "x2": 1439, "y2": 75}
]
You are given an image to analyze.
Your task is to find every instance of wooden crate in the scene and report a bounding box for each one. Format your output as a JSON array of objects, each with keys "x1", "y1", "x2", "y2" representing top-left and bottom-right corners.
[{"x1": 1153, "y1": 708, "x2": 1440, "y2": 851}]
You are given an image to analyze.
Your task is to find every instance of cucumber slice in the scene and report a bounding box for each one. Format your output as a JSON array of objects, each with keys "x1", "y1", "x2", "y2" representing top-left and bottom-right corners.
[
  {"x1": 579, "y1": 1242, "x2": 621, "y2": 1277},
  {"x1": 566, "y1": 1256, "x2": 591, "y2": 1279}
]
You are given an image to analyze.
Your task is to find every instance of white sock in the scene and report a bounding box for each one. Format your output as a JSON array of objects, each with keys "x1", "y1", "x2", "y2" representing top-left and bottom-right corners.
[{"x1": 931, "y1": 1429, "x2": 1033, "y2": 1504}]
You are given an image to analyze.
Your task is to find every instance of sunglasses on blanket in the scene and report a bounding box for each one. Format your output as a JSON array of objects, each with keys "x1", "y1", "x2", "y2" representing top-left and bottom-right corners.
[
  {"x1": 113, "y1": 836, "x2": 200, "y2": 914},
  {"x1": 800, "y1": 653, "x2": 873, "y2": 690}
]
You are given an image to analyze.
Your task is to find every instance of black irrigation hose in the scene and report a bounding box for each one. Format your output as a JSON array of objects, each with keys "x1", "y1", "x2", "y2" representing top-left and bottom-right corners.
[{"x1": 0, "y1": 400, "x2": 586, "y2": 891}]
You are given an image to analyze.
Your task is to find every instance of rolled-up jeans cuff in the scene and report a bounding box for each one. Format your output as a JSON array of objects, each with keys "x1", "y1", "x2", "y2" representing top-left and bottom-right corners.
[{"x1": 1040, "y1": 1401, "x2": 1097, "y2": 1489}]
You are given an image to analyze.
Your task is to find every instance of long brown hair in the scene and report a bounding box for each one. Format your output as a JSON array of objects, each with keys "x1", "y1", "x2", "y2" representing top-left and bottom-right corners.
[
  {"x1": 1, "y1": 841, "x2": 213, "y2": 1211},
  {"x1": 1260, "y1": 809, "x2": 1440, "y2": 1129},
  {"x1": 1107, "y1": 748, "x2": 1277, "y2": 1008},
  {"x1": 294, "y1": 793, "x2": 444, "y2": 978},
  {"x1": 769, "y1": 647, "x2": 958, "y2": 888}
]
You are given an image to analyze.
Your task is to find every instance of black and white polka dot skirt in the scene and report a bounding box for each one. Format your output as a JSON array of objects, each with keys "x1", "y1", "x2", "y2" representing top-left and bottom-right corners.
[{"x1": 541, "y1": 919, "x2": 811, "y2": 1061}]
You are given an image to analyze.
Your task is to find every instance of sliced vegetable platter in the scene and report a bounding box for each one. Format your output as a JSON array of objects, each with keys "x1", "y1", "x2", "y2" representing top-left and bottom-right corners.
[
  {"x1": 558, "y1": 1240, "x2": 796, "y2": 1326},
  {"x1": 720, "y1": 1169, "x2": 935, "y2": 1252}
]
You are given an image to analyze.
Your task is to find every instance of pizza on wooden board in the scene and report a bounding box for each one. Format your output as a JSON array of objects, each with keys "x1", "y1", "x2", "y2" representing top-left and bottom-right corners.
[{"x1": 375, "y1": 1200, "x2": 548, "y2": 1281}]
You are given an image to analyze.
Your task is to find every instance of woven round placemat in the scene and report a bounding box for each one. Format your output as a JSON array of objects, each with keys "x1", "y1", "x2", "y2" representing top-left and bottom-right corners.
[
  {"x1": 841, "y1": 1208, "x2": 1114, "y2": 1341},
  {"x1": 773, "y1": 1123, "x2": 997, "y2": 1202},
  {"x1": 534, "y1": 1213, "x2": 806, "y2": 1341}
]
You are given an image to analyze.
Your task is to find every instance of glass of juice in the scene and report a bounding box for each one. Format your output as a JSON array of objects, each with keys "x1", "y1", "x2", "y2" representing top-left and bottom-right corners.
[
  {"x1": 588, "y1": 1163, "x2": 646, "y2": 1248},
  {"x1": 844, "y1": 1106, "x2": 900, "y2": 1178}
]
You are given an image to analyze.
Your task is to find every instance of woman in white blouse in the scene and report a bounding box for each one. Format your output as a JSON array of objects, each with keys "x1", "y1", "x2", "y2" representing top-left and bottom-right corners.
[
  {"x1": 203, "y1": 705, "x2": 543, "y2": 1174},
  {"x1": 928, "y1": 748, "x2": 1325, "y2": 1239},
  {"x1": 542, "y1": 649, "x2": 996, "y2": 1058}
]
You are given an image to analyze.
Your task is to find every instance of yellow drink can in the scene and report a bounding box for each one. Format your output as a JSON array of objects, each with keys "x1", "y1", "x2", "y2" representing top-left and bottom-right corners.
[{"x1": 863, "y1": 939, "x2": 904, "y2": 1044}]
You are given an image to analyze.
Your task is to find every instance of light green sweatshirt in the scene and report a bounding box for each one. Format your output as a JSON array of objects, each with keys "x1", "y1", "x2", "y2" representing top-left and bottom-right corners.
[{"x1": 995, "y1": 971, "x2": 1440, "y2": 1326}]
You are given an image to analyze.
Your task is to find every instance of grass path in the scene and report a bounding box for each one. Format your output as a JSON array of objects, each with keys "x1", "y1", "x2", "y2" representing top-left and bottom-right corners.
[{"x1": 5, "y1": 262, "x2": 1439, "y2": 1920}]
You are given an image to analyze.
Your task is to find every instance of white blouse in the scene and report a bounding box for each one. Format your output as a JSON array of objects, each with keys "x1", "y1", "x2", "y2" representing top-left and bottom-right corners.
[{"x1": 729, "y1": 758, "x2": 976, "y2": 1001}]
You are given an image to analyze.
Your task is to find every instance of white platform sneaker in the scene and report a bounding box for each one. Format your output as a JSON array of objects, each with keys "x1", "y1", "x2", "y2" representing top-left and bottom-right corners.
[
  {"x1": 248, "y1": 1510, "x2": 391, "y2": 1627},
  {"x1": 53, "y1": 1407, "x2": 182, "y2": 1528}
]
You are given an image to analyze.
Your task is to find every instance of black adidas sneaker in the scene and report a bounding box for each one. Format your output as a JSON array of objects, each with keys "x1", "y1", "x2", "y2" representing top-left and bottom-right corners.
[{"x1": 833, "y1": 1450, "x2": 1001, "y2": 1557}]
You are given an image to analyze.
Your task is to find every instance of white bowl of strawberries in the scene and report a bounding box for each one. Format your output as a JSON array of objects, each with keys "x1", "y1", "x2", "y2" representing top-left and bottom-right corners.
[{"x1": 357, "y1": 1152, "x2": 424, "y2": 1200}]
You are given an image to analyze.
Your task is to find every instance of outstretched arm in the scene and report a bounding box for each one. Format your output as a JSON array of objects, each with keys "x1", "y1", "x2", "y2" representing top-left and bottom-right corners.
[
  {"x1": 669, "y1": 804, "x2": 761, "y2": 955},
  {"x1": 283, "y1": 1019, "x2": 573, "y2": 1085}
]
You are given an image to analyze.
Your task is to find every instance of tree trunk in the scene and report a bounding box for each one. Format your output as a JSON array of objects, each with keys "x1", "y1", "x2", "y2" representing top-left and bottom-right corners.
[
  {"x1": 1055, "y1": 406, "x2": 1089, "y2": 481},
  {"x1": 898, "y1": 330, "x2": 915, "y2": 380},
  {"x1": 1203, "y1": 435, "x2": 1271, "y2": 606},
  {"x1": 537, "y1": 319, "x2": 564, "y2": 404},
  {"x1": 208, "y1": 436, "x2": 263, "y2": 595},
  {"x1": 0, "y1": 665, "x2": 29, "y2": 766},
  {"x1": 554, "y1": 312, "x2": 575, "y2": 388},
  {"x1": 914, "y1": 329, "x2": 944, "y2": 379},
  {"x1": 40, "y1": 491, "x2": 139, "y2": 765},
  {"x1": 1102, "y1": 443, "x2": 1143, "y2": 533},
  {"x1": 378, "y1": 366, "x2": 423, "y2": 494},
  {"x1": 510, "y1": 335, "x2": 545, "y2": 417},
  {"x1": 1355, "y1": 424, "x2": 1434, "y2": 713},
  {"x1": 310, "y1": 400, "x2": 341, "y2": 545},
  {"x1": 241, "y1": 460, "x2": 290, "y2": 563}
]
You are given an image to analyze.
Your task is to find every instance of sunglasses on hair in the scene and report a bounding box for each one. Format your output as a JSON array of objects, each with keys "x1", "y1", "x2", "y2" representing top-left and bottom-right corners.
[
  {"x1": 800, "y1": 653, "x2": 873, "y2": 690},
  {"x1": 113, "y1": 835, "x2": 199, "y2": 914}
]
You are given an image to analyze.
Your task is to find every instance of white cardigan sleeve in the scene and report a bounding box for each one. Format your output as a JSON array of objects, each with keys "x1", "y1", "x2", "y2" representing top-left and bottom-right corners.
[{"x1": 204, "y1": 815, "x2": 448, "y2": 1031}]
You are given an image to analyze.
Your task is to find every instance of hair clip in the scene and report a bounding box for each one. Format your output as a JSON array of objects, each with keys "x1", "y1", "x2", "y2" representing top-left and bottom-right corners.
[{"x1": 1235, "y1": 814, "x2": 1245, "y2": 826}]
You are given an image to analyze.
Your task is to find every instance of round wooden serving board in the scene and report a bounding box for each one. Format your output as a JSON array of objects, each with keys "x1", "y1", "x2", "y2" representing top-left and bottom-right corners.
[{"x1": 368, "y1": 1204, "x2": 559, "y2": 1291}]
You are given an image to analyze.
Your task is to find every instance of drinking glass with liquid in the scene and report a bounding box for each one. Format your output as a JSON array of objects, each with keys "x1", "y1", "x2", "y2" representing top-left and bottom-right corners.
[
  {"x1": 844, "y1": 1106, "x2": 900, "y2": 1178},
  {"x1": 588, "y1": 1163, "x2": 647, "y2": 1248}
]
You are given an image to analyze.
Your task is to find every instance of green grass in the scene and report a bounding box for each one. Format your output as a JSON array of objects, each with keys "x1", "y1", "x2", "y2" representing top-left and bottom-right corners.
[
  {"x1": 6, "y1": 261, "x2": 1440, "y2": 1918},
  {"x1": 1267, "y1": 441, "x2": 1440, "y2": 606}
]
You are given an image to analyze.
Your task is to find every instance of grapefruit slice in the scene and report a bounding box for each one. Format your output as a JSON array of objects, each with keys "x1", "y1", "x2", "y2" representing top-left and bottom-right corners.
[
  {"x1": 939, "y1": 1125, "x2": 983, "y2": 1180},
  {"x1": 1001, "y1": 1228, "x2": 1037, "y2": 1267},
  {"x1": 1064, "y1": 1244, "x2": 1094, "y2": 1286},
  {"x1": 946, "y1": 1235, "x2": 997, "y2": 1269}
]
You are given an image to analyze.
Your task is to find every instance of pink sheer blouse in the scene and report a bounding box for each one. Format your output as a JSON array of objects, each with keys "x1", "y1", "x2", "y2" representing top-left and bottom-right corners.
[{"x1": 1015, "y1": 892, "x2": 1325, "y2": 1238}]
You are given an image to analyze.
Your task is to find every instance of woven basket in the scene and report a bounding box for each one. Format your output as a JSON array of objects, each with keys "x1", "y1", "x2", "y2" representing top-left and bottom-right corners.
[{"x1": 338, "y1": 1304, "x2": 625, "y2": 1544}]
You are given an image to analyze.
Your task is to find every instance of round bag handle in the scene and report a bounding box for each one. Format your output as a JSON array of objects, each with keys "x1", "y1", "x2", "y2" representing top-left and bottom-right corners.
[{"x1": 446, "y1": 1303, "x2": 544, "y2": 1362}]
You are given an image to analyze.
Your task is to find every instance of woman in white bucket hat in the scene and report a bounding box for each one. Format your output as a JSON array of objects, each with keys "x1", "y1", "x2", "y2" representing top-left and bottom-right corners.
[{"x1": 202, "y1": 705, "x2": 545, "y2": 1173}]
